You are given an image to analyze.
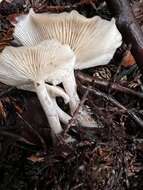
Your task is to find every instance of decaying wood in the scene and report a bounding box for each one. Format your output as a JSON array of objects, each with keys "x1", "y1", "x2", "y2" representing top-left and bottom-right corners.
[{"x1": 105, "y1": 0, "x2": 143, "y2": 74}]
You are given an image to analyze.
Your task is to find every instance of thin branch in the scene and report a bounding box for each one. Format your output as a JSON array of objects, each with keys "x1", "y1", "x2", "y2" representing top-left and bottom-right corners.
[
  {"x1": 0, "y1": 86, "x2": 16, "y2": 98},
  {"x1": 64, "y1": 87, "x2": 89, "y2": 135},
  {"x1": 17, "y1": 113, "x2": 47, "y2": 151},
  {"x1": 0, "y1": 0, "x2": 96, "y2": 15},
  {"x1": 0, "y1": 129, "x2": 35, "y2": 145},
  {"x1": 80, "y1": 84, "x2": 143, "y2": 129},
  {"x1": 105, "y1": 0, "x2": 143, "y2": 74},
  {"x1": 77, "y1": 71, "x2": 143, "y2": 99},
  {"x1": 33, "y1": 0, "x2": 96, "y2": 13}
]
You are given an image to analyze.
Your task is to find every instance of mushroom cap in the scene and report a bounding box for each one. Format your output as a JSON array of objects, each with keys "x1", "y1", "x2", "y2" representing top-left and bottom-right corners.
[
  {"x1": 0, "y1": 39, "x2": 75, "y2": 86},
  {"x1": 14, "y1": 9, "x2": 122, "y2": 69}
]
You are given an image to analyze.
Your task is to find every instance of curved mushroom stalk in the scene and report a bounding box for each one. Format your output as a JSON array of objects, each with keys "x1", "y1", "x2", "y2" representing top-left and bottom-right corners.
[
  {"x1": 46, "y1": 84, "x2": 69, "y2": 104},
  {"x1": 29, "y1": 82, "x2": 74, "y2": 141},
  {"x1": 63, "y1": 70, "x2": 97, "y2": 127},
  {"x1": 34, "y1": 81, "x2": 62, "y2": 134},
  {"x1": 19, "y1": 83, "x2": 70, "y2": 104},
  {"x1": 19, "y1": 82, "x2": 72, "y2": 124},
  {"x1": 63, "y1": 70, "x2": 80, "y2": 113},
  {"x1": 46, "y1": 85, "x2": 73, "y2": 124},
  {"x1": 52, "y1": 98, "x2": 71, "y2": 124},
  {"x1": 52, "y1": 96, "x2": 97, "y2": 128},
  {"x1": 45, "y1": 84, "x2": 72, "y2": 124}
]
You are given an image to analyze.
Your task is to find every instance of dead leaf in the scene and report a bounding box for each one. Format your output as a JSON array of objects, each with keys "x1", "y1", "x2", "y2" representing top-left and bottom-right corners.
[
  {"x1": 27, "y1": 154, "x2": 45, "y2": 163},
  {"x1": 121, "y1": 50, "x2": 136, "y2": 68}
]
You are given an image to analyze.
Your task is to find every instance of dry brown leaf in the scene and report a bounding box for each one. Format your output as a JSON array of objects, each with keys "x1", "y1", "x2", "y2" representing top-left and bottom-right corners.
[
  {"x1": 27, "y1": 154, "x2": 45, "y2": 163},
  {"x1": 121, "y1": 50, "x2": 136, "y2": 68}
]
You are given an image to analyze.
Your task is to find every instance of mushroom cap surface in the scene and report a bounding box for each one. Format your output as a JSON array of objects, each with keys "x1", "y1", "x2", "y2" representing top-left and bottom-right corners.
[
  {"x1": 14, "y1": 9, "x2": 122, "y2": 69},
  {"x1": 0, "y1": 39, "x2": 75, "y2": 86}
]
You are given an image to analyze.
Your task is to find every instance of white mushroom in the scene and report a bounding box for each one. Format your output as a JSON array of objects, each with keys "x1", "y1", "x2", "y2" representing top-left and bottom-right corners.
[
  {"x1": 0, "y1": 39, "x2": 75, "y2": 134},
  {"x1": 14, "y1": 9, "x2": 122, "y2": 127}
]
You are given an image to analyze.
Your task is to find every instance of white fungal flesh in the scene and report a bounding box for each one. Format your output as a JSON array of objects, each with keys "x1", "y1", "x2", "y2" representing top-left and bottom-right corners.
[
  {"x1": 14, "y1": 9, "x2": 122, "y2": 69},
  {"x1": 19, "y1": 83, "x2": 70, "y2": 104},
  {"x1": 0, "y1": 40, "x2": 75, "y2": 85},
  {"x1": 13, "y1": 10, "x2": 122, "y2": 128},
  {"x1": 18, "y1": 79, "x2": 87, "y2": 127},
  {"x1": 0, "y1": 39, "x2": 75, "y2": 134},
  {"x1": 63, "y1": 70, "x2": 97, "y2": 127},
  {"x1": 14, "y1": 12, "x2": 44, "y2": 46},
  {"x1": 35, "y1": 81, "x2": 62, "y2": 134},
  {"x1": 52, "y1": 98, "x2": 72, "y2": 124},
  {"x1": 63, "y1": 70, "x2": 80, "y2": 113},
  {"x1": 18, "y1": 82, "x2": 72, "y2": 124},
  {"x1": 46, "y1": 85, "x2": 70, "y2": 104}
]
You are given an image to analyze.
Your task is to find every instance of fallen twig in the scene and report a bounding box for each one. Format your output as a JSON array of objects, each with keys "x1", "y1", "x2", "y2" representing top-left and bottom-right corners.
[
  {"x1": 0, "y1": 86, "x2": 16, "y2": 98},
  {"x1": 80, "y1": 83, "x2": 143, "y2": 129},
  {"x1": 105, "y1": 0, "x2": 143, "y2": 74},
  {"x1": 0, "y1": 129, "x2": 35, "y2": 145},
  {"x1": 132, "y1": 1, "x2": 143, "y2": 25},
  {"x1": 77, "y1": 71, "x2": 143, "y2": 99},
  {"x1": 32, "y1": 0, "x2": 96, "y2": 13},
  {"x1": 17, "y1": 113, "x2": 47, "y2": 151},
  {"x1": 64, "y1": 87, "x2": 90, "y2": 135},
  {"x1": 0, "y1": 0, "x2": 96, "y2": 15}
]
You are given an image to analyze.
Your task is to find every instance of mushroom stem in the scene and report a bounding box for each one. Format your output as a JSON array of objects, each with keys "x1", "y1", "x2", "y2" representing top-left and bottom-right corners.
[
  {"x1": 34, "y1": 81, "x2": 62, "y2": 134},
  {"x1": 63, "y1": 70, "x2": 80, "y2": 113},
  {"x1": 63, "y1": 70, "x2": 97, "y2": 128},
  {"x1": 52, "y1": 98, "x2": 72, "y2": 124},
  {"x1": 20, "y1": 83, "x2": 71, "y2": 124},
  {"x1": 20, "y1": 83, "x2": 70, "y2": 104},
  {"x1": 46, "y1": 84, "x2": 69, "y2": 104}
]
